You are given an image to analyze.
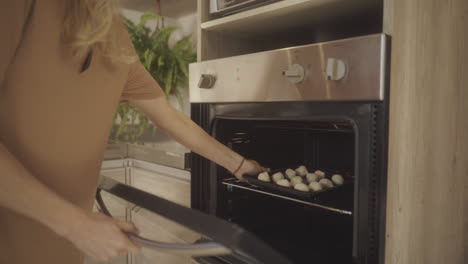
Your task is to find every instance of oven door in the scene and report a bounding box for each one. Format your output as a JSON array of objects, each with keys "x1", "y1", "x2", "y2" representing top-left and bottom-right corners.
[{"x1": 96, "y1": 176, "x2": 292, "y2": 264}]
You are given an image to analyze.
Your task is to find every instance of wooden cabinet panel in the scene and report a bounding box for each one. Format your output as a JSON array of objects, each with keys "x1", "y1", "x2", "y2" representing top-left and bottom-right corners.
[{"x1": 385, "y1": 0, "x2": 468, "y2": 263}]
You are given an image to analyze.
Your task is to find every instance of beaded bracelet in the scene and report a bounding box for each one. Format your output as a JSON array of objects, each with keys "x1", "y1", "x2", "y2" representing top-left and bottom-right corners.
[{"x1": 232, "y1": 158, "x2": 246, "y2": 175}]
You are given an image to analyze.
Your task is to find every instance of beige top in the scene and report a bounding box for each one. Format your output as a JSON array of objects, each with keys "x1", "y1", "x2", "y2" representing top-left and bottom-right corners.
[{"x1": 0, "y1": 1, "x2": 163, "y2": 263}]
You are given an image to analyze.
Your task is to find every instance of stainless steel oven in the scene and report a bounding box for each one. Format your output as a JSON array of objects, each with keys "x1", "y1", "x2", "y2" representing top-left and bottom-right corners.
[
  {"x1": 210, "y1": 0, "x2": 282, "y2": 16},
  {"x1": 189, "y1": 34, "x2": 390, "y2": 264}
]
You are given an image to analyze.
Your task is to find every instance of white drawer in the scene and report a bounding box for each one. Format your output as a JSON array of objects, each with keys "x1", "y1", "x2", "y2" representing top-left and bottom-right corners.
[{"x1": 130, "y1": 168, "x2": 190, "y2": 208}]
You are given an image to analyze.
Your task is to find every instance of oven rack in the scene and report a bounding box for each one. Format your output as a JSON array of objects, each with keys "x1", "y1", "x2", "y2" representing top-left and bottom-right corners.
[
  {"x1": 256, "y1": 123, "x2": 354, "y2": 134},
  {"x1": 221, "y1": 178, "x2": 352, "y2": 215}
]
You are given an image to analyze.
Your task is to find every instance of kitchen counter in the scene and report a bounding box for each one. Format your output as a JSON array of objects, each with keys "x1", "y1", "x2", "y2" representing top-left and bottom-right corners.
[{"x1": 104, "y1": 143, "x2": 190, "y2": 170}]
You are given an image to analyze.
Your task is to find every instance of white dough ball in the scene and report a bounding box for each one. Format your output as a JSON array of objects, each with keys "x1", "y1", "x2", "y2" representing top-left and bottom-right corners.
[
  {"x1": 295, "y1": 165, "x2": 308, "y2": 176},
  {"x1": 306, "y1": 173, "x2": 319, "y2": 183},
  {"x1": 331, "y1": 174, "x2": 344, "y2": 185},
  {"x1": 319, "y1": 178, "x2": 334, "y2": 189},
  {"x1": 314, "y1": 170, "x2": 326, "y2": 179},
  {"x1": 309, "y1": 182, "x2": 323, "y2": 192},
  {"x1": 294, "y1": 183, "x2": 309, "y2": 192},
  {"x1": 285, "y1": 169, "x2": 296, "y2": 179},
  {"x1": 258, "y1": 172, "x2": 271, "y2": 182},
  {"x1": 272, "y1": 172, "x2": 285, "y2": 182},
  {"x1": 276, "y1": 179, "x2": 291, "y2": 187},
  {"x1": 290, "y1": 176, "x2": 303, "y2": 186}
]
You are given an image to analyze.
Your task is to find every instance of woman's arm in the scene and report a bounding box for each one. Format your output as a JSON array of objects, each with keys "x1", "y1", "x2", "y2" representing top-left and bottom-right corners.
[
  {"x1": 0, "y1": 143, "x2": 140, "y2": 261},
  {"x1": 130, "y1": 96, "x2": 269, "y2": 179}
]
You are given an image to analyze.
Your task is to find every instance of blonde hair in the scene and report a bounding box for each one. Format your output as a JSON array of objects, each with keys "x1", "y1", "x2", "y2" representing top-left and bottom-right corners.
[{"x1": 63, "y1": 0, "x2": 135, "y2": 63}]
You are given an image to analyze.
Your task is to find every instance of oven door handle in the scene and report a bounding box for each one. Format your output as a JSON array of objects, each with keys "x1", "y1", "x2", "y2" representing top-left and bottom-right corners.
[{"x1": 96, "y1": 190, "x2": 231, "y2": 257}]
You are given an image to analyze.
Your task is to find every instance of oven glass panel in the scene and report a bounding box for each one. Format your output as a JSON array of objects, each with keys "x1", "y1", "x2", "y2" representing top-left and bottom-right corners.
[{"x1": 213, "y1": 119, "x2": 355, "y2": 264}]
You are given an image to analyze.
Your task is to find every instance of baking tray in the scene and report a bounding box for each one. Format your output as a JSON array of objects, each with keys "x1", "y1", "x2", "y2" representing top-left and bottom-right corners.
[{"x1": 243, "y1": 167, "x2": 352, "y2": 199}]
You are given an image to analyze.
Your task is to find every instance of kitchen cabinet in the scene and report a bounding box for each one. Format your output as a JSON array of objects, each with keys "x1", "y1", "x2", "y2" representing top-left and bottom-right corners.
[
  {"x1": 196, "y1": 0, "x2": 381, "y2": 62},
  {"x1": 130, "y1": 208, "x2": 197, "y2": 264},
  {"x1": 99, "y1": 167, "x2": 131, "y2": 221},
  {"x1": 129, "y1": 166, "x2": 191, "y2": 208},
  {"x1": 129, "y1": 165, "x2": 200, "y2": 264},
  {"x1": 86, "y1": 162, "x2": 131, "y2": 264},
  {"x1": 90, "y1": 155, "x2": 198, "y2": 264}
]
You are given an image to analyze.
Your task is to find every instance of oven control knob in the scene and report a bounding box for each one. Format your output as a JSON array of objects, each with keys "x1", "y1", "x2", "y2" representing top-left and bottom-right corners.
[
  {"x1": 198, "y1": 74, "x2": 216, "y2": 89},
  {"x1": 282, "y1": 64, "x2": 305, "y2": 84},
  {"x1": 326, "y1": 58, "x2": 346, "y2": 81}
]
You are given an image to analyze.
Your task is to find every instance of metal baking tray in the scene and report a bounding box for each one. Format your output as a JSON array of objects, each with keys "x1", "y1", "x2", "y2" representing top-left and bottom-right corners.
[{"x1": 243, "y1": 167, "x2": 352, "y2": 199}]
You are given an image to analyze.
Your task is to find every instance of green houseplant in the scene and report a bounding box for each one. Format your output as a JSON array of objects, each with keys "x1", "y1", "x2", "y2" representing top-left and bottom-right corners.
[{"x1": 109, "y1": 12, "x2": 196, "y2": 143}]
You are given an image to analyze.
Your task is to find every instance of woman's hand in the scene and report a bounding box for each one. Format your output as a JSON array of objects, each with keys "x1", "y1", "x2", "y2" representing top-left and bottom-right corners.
[
  {"x1": 233, "y1": 159, "x2": 270, "y2": 181},
  {"x1": 64, "y1": 212, "x2": 141, "y2": 262}
]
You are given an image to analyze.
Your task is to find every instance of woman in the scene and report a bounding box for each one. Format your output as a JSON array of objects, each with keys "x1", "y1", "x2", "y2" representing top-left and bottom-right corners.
[{"x1": 0, "y1": 0, "x2": 267, "y2": 263}]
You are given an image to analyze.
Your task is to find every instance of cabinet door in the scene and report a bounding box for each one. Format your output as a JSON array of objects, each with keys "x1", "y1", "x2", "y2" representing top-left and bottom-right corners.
[
  {"x1": 130, "y1": 167, "x2": 191, "y2": 208},
  {"x1": 130, "y1": 208, "x2": 198, "y2": 264},
  {"x1": 99, "y1": 168, "x2": 130, "y2": 220},
  {"x1": 86, "y1": 168, "x2": 131, "y2": 264},
  {"x1": 130, "y1": 168, "x2": 201, "y2": 264}
]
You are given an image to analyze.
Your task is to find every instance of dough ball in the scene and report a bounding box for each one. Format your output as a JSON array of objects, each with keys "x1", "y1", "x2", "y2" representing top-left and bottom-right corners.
[
  {"x1": 258, "y1": 172, "x2": 271, "y2": 182},
  {"x1": 309, "y1": 182, "x2": 323, "y2": 192},
  {"x1": 295, "y1": 165, "x2": 308, "y2": 176},
  {"x1": 285, "y1": 169, "x2": 296, "y2": 179},
  {"x1": 319, "y1": 178, "x2": 334, "y2": 189},
  {"x1": 331, "y1": 174, "x2": 344, "y2": 185},
  {"x1": 294, "y1": 183, "x2": 309, "y2": 192},
  {"x1": 306, "y1": 173, "x2": 319, "y2": 183},
  {"x1": 276, "y1": 179, "x2": 291, "y2": 187},
  {"x1": 290, "y1": 176, "x2": 303, "y2": 186},
  {"x1": 314, "y1": 170, "x2": 326, "y2": 179},
  {"x1": 272, "y1": 172, "x2": 285, "y2": 182}
]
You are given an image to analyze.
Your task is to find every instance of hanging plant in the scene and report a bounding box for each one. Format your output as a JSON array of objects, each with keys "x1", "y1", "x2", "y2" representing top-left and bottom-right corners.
[{"x1": 109, "y1": 12, "x2": 196, "y2": 144}]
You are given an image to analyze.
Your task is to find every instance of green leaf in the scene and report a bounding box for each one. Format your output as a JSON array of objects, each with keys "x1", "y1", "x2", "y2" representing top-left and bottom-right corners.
[
  {"x1": 116, "y1": 11, "x2": 196, "y2": 143},
  {"x1": 174, "y1": 89, "x2": 185, "y2": 111},
  {"x1": 152, "y1": 26, "x2": 177, "y2": 50},
  {"x1": 173, "y1": 36, "x2": 192, "y2": 52},
  {"x1": 164, "y1": 67, "x2": 174, "y2": 95},
  {"x1": 176, "y1": 56, "x2": 189, "y2": 78},
  {"x1": 140, "y1": 12, "x2": 159, "y2": 26},
  {"x1": 143, "y1": 49, "x2": 155, "y2": 70},
  {"x1": 157, "y1": 55, "x2": 165, "y2": 67}
]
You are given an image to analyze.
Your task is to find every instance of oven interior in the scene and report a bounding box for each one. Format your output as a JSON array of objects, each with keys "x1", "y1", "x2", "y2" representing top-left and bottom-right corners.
[{"x1": 212, "y1": 118, "x2": 357, "y2": 264}]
